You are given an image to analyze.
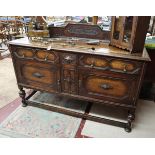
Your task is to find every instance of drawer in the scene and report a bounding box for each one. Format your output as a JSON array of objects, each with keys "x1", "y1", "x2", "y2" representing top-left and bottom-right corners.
[
  {"x1": 14, "y1": 47, "x2": 59, "y2": 64},
  {"x1": 79, "y1": 55, "x2": 108, "y2": 69},
  {"x1": 15, "y1": 48, "x2": 34, "y2": 58},
  {"x1": 79, "y1": 70, "x2": 138, "y2": 105},
  {"x1": 110, "y1": 59, "x2": 142, "y2": 74},
  {"x1": 79, "y1": 55, "x2": 142, "y2": 74},
  {"x1": 35, "y1": 49, "x2": 59, "y2": 63},
  {"x1": 16, "y1": 60, "x2": 60, "y2": 92}
]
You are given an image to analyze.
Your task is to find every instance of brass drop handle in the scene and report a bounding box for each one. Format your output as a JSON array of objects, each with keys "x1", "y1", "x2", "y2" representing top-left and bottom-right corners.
[
  {"x1": 123, "y1": 64, "x2": 128, "y2": 72},
  {"x1": 91, "y1": 63, "x2": 94, "y2": 67},
  {"x1": 44, "y1": 53, "x2": 49, "y2": 61},
  {"x1": 91, "y1": 58, "x2": 95, "y2": 67},
  {"x1": 22, "y1": 52, "x2": 25, "y2": 58},
  {"x1": 32, "y1": 72, "x2": 44, "y2": 78},
  {"x1": 100, "y1": 83, "x2": 112, "y2": 90}
]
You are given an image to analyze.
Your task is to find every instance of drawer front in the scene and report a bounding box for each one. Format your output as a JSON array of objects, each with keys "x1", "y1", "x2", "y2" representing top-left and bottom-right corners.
[
  {"x1": 15, "y1": 48, "x2": 34, "y2": 58},
  {"x1": 110, "y1": 59, "x2": 141, "y2": 74},
  {"x1": 79, "y1": 55, "x2": 108, "y2": 69},
  {"x1": 79, "y1": 55, "x2": 142, "y2": 74},
  {"x1": 35, "y1": 49, "x2": 58, "y2": 63},
  {"x1": 14, "y1": 47, "x2": 59, "y2": 64},
  {"x1": 16, "y1": 60, "x2": 60, "y2": 92},
  {"x1": 79, "y1": 70, "x2": 138, "y2": 105}
]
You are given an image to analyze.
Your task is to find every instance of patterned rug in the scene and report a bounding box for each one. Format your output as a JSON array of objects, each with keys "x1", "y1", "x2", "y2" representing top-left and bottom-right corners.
[{"x1": 0, "y1": 92, "x2": 88, "y2": 138}]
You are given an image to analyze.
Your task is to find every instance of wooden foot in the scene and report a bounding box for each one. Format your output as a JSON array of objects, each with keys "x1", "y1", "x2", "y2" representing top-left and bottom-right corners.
[
  {"x1": 125, "y1": 123, "x2": 132, "y2": 132},
  {"x1": 22, "y1": 103, "x2": 27, "y2": 107},
  {"x1": 125, "y1": 112, "x2": 135, "y2": 133},
  {"x1": 19, "y1": 87, "x2": 27, "y2": 107}
]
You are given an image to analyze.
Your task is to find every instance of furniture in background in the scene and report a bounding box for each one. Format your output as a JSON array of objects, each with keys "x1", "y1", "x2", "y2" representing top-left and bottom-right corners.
[
  {"x1": 9, "y1": 17, "x2": 150, "y2": 132},
  {"x1": 0, "y1": 16, "x2": 27, "y2": 39},
  {"x1": 0, "y1": 16, "x2": 28, "y2": 59},
  {"x1": 0, "y1": 22, "x2": 8, "y2": 59}
]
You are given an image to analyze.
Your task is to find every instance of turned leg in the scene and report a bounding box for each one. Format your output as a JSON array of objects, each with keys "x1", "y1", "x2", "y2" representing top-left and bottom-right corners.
[
  {"x1": 19, "y1": 87, "x2": 27, "y2": 107},
  {"x1": 125, "y1": 110, "x2": 135, "y2": 132}
]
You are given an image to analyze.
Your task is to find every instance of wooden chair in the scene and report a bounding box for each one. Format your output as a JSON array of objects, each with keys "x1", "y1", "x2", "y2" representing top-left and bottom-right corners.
[
  {"x1": 3, "y1": 16, "x2": 26, "y2": 40},
  {"x1": 0, "y1": 22, "x2": 8, "y2": 59},
  {"x1": 0, "y1": 16, "x2": 27, "y2": 59}
]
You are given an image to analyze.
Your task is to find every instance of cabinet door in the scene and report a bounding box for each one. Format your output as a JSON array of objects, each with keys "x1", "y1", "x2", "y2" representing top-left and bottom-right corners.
[
  {"x1": 61, "y1": 68, "x2": 78, "y2": 94},
  {"x1": 15, "y1": 60, "x2": 60, "y2": 93},
  {"x1": 79, "y1": 70, "x2": 138, "y2": 105},
  {"x1": 60, "y1": 53, "x2": 78, "y2": 95}
]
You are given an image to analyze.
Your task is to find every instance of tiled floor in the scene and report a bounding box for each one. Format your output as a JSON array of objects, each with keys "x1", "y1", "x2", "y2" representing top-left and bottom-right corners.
[
  {"x1": 82, "y1": 100, "x2": 155, "y2": 138},
  {"x1": 0, "y1": 58, "x2": 19, "y2": 109},
  {"x1": 0, "y1": 42, "x2": 10, "y2": 58}
]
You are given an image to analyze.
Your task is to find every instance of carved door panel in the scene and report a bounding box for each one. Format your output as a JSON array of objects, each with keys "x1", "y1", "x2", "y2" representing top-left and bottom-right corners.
[
  {"x1": 79, "y1": 70, "x2": 138, "y2": 105},
  {"x1": 15, "y1": 60, "x2": 60, "y2": 93},
  {"x1": 61, "y1": 68, "x2": 78, "y2": 95},
  {"x1": 60, "y1": 52, "x2": 78, "y2": 95}
]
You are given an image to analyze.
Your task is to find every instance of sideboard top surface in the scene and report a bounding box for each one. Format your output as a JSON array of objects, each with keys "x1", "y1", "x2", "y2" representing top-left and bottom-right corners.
[{"x1": 9, "y1": 37, "x2": 150, "y2": 62}]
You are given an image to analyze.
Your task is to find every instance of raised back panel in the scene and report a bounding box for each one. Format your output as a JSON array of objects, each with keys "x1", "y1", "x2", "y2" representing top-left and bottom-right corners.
[{"x1": 49, "y1": 23, "x2": 110, "y2": 40}]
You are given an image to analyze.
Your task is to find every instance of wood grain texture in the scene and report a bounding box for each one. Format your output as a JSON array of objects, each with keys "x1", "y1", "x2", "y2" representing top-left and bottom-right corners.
[
  {"x1": 79, "y1": 70, "x2": 137, "y2": 105},
  {"x1": 86, "y1": 76, "x2": 128, "y2": 97},
  {"x1": 15, "y1": 60, "x2": 60, "y2": 92}
]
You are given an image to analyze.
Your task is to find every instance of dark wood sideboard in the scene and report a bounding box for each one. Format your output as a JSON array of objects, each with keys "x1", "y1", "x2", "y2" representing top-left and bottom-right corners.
[
  {"x1": 8, "y1": 36, "x2": 150, "y2": 132},
  {"x1": 8, "y1": 19, "x2": 151, "y2": 132}
]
